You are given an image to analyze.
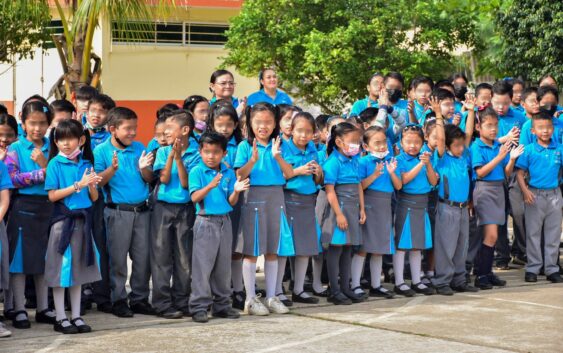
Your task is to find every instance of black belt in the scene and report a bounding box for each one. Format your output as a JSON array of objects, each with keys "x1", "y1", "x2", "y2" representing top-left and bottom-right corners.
[
  {"x1": 439, "y1": 198, "x2": 468, "y2": 208},
  {"x1": 106, "y1": 201, "x2": 149, "y2": 213}
]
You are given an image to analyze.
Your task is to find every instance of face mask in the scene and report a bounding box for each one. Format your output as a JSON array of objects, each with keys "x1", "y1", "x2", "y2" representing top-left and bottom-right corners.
[
  {"x1": 59, "y1": 148, "x2": 82, "y2": 160},
  {"x1": 195, "y1": 120, "x2": 207, "y2": 131},
  {"x1": 386, "y1": 89, "x2": 402, "y2": 103},
  {"x1": 84, "y1": 120, "x2": 106, "y2": 133},
  {"x1": 343, "y1": 143, "x2": 360, "y2": 157},
  {"x1": 371, "y1": 150, "x2": 389, "y2": 159},
  {"x1": 454, "y1": 85, "x2": 468, "y2": 100}
]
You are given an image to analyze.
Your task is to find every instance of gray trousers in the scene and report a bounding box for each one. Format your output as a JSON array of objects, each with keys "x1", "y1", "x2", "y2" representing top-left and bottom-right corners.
[
  {"x1": 432, "y1": 202, "x2": 469, "y2": 288},
  {"x1": 104, "y1": 207, "x2": 151, "y2": 304},
  {"x1": 524, "y1": 188, "x2": 562, "y2": 276},
  {"x1": 150, "y1": 202, "x2": 193, "y2": 312},
  {"x1": 189, "y1": 215, "x2": 232, "y2": 314},
  {"x1": 508, "y1": 180, "x2": 527, "y2": 258}
]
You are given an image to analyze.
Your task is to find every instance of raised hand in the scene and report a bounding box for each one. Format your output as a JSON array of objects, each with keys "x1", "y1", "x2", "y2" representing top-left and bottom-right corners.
[
  {"x1": 172, "y1": 138, "x2": 184, "y2": 157},
  {"x1": 378, "y1": 88, "x2": 390, "y2": 107},
  {"x1": 386, "y1": 158, "x2": 398, "y2": 174},
  {"x1": 429, "y1": 96, "x2": 441, "y2": 114},
  {"x1": 464, "y1": 93, "x2": 477, "y2": 110},
  {"x1": 250, "y1": 139, "x2": 259, "y2": 163},
  {"x1": 234, "y1": 177, "x2": 250, "y2": 193},
  {"x1": 419, "y1": 151, "x2": 432, "y2": 166},
  {"x1": 499, "y1": 141, "x2": 512, "y2": 158},
  {"x1": 0, "y1": 147, "x2": 6, "y2": 161},
  {"x1": 138, "y1": 150, "x2": 154, "y2": 170},
  {"x1": 271, "y1": 136, "x2": 282, "y2": 157},
  {"x1": 208, "y1": 172, "x2": 222, "y2": 189},
  {"x1": 452, "y1": 113, "x2": 461, "y2": 126},
  {"x1": 31, "y1": 148, "x2": 47, "y2": 168},
  {"x1": 373, "y1": 161, "x2": 384, "y2": 176},
  {"x1": 510, "y1": 144, "x2": 524, "y2": 160}
]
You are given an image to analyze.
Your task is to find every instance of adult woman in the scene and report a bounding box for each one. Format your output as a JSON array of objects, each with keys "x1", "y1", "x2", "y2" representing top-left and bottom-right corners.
[{"x1": 247, "y1": 68, "x2": 292, "y2": 106}]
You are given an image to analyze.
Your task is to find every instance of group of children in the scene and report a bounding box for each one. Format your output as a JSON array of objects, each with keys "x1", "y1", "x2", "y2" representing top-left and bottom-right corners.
[{"x1": 0, "y1": 68, "x2": 561, "y2": 337}]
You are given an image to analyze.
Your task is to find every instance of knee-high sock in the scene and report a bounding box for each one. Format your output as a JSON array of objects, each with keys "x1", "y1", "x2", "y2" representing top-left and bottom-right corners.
[
  {"x1": 242, "y1": 259, "x2": 257, "y2": 300},
  {"x1": 3, "y1": 288, "x2": 14, "y2": 310},
  {"x1": 231, "y1": 259, "x2": 244, "y2": 293},
  {"x1": 10, "y1": 274, "x2": 26, "y2": 321},
  {"x1": 327, "y1": 246, "x2": 343, "y2": 293},
  {"x1": 476, "y1": 244, "x2": 495, "y2": 276},
  {"x1": 339, "y1": 246, "x2": 352, "y2": 293},
  {"x1": 70, "y1": 285, "x2": 82, "y2": 320},
  {"x1": 312, "y1": 254, "x2": 325, "y2": 293},
  {"x1": 293, "y1": 256, "x2": 309, "y2": 295},
  {"x1": 370, "y1": 255, "x2": 383, "y2": 288},
  {"x1": 351, "y1": 254, "x2": 365, "y2": 290},
  {"x1": 53, "y1": 287, "x2": 67, "y2": 321},
  {"x1": 409, "y1": 250, "x2": 423, "y2": 284},
  {"x1": 34, "y1": 274, "x2": 48, "y2": 312},
  {"x1": 393, "y1": 251, "x2": 406, "y2": 286},
  {"x1": 264, "y1": 259, "x2": 278, "y2": 299},
  {"x1": 275, "y1": 256, "x2": 287, "y2": 297}
]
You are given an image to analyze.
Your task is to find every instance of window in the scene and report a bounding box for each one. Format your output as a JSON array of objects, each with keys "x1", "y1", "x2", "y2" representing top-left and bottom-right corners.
[
  {"x1": 43, "y1": 20, "x2": 65, "y2": 49},
  {"x1": 111, "y1": 21, "x2": 228, "y2": 46}
]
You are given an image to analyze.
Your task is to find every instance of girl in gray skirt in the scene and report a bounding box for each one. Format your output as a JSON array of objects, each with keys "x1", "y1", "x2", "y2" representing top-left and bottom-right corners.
[{"x1": 44, "y1": 120, "x2": 102, "y2": 334}]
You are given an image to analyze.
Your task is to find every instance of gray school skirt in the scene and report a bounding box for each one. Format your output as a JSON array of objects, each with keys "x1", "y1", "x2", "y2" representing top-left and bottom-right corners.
[
  {"x1": 230, "y1": 198, "x2": 243, "y2": 252},
  {"x1": 236, "y1": 186, "x2": 293, "y2": 257},
  {"x1": 284, "y1": 190, "x2": 321, "y2": 257},
  {"x1": 362, "y1": 190, "x2": 395, "y2": 255},
  {"x1": 44, "y1": 219, "x2": 101, "y2": 288},
  {"x1": 394, "y1": 192, "x2": 433, "y2": 250},
  {"x1": 473, "y1": 181, "x2": 505, "y2": 226},
  {"x1": 0, "y1": 222, "x2": 9, "y2": 289},
  {"x1": 321, "y1": 184, "x2": 362, "y2": 246}
]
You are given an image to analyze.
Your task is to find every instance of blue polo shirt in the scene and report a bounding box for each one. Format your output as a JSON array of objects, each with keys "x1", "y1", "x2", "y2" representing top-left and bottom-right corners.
[
  {"x1": 233, "y1": 139, "x2": 285, "y2": 186},
  {"x1": 153, "y1": 142, "x2": 199, "y2": 204},
  {"x1": 0, "y1": 162, "x2": 13, "y2": 190},
  {"x1": 414, "y1": 101, "x2": 432, "y2": 126},
  {"x1": 394, "y1": 99, "x2": 408, "y2": 110},
  {"x1": 396, "y1": 151, "x2": 434, "y2": 194},
  {"x1": 459, "y1": 107, "x2": 477, "y2": 132},
  {"x1": 189, "y1": 162, "x2": 236, "y2": 215},
  {"x1": 283, "y1": 139, "x2": 319, "y2": 195},
  {"x1": 519, "y1": 118, "x2": 563, "y2": 145},
  {"x1": 512, "y1": 104, "x2": 525, "y2": 114},
  {"x1": 247, "y1": 89, "x2": 292, "y2": 106},
  {"x1": 454, "y1": 101, "x2": 463, "y2": 115},
  {"x1": 470, "y1": 138, "x2": 508, "y2": 181},
  {"x1": 146, "y1": 138, "x2": 161, "y2": 154},
  {"x1": 322, "y1": 149, "x2": 360, "y2": 185},
  {"x1": 350, "y1": 97, "x2": 379, "y2": 117},
  {"x1": 498, "y1": 107, "x2": 526, "y2": 139},
  {"x1": 210, "y1": 96, "x2": 239, "y2": 109},
  {"x1": 436, "y1": 152, "x2": 471, "y2": 202},
  {"x1": 45, "y1": 155, "x2": 93, "y2": 210},
  {"x1": 515, "y1": 140, "x2": 562, "y2": 189},
  {"x1": 223, "y1": 136, "x2": 238, "y2": 168},
  {"x1": 93, "y1": 139, "x2": 149, "y2": 204},
  {"x1": 90, "y1": 129, "x2": 111, "y2": 151},
  {"x1": 359, "y1": 154, "x2": 395, "y2": 193},
  {"x1": 7, "y1": 136, "x2": 49, "y2": 195}
]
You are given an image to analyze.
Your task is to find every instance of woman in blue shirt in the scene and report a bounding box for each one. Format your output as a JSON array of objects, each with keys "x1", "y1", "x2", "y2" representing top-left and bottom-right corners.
[{"x1": 247, "y1": 68, "x2": 293, "y2": 106}]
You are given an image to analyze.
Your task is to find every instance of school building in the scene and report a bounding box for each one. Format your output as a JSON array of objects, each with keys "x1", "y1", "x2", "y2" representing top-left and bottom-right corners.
[{"x1": 0, "y1": 0, "x2": 257, "y2": 144}]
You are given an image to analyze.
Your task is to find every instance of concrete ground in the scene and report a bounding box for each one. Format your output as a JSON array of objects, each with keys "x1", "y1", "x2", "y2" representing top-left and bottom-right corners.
[{"x1": 1, "y1": 265, "x2": 562, "y2": 353}]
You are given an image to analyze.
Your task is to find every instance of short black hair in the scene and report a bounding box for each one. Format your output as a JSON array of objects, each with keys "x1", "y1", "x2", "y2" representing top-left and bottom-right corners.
[
  {"x1": 107, "y1": 107, "x2": 137, "y2": 128},
  {"x1": 359, "y1": 107, "x2": 379, "y2": 124},
  {"x1": 435, "y1": 79, "x2": 455, "y2": 92},
  {"x1": 0, "y1": 113, "x2": 18, "y2": 135},
  {"x1": 532, "y1": 110, "x2": 554, "y2": 126},
  {"x1": 22, "y1": 94, "x2": 48, "y2": 107},
  {"x1": 199, "y1": 131, "x2": 228, "y2": 151},
  {"x1": 315, "y1": 114, "x2": 330, "y2": 131},
  {"x1": 445, "y1": 124, "x2": 465, "y2": 147},
  {"x1": 50, "y1": 99, "x2": 76, "y2": 114},
  {"x1": 537, "y1": 85, "x2": 559, "y2": 103},
  {"x1": 0, "y1": 103, "x2": 7, "y2": 115},
  {"x1": 89, "y1": 94, "x2": 116, "y2": 111},
  {"x1": 166, "y1": 109, "x2": 195, "y2": 132},
  {"x1": 183, "y1": 95, "x2": 209, "y2": 112},
  {"x1": 521, "y1": 87, "x2": 538, "y2": 102},
  {"x1": 363, "y1": 125, "x2": 386, "y2": 145},
  {"x1": 450, "y1": 73, "x2": 469, "y2": 84},
  {"x1": 431, "y1": 88, "x2": 455, "y2": 102},
  {"x1": 492, "y1": 80, "x2": 513, "y2": 99},
  {"x1": 507, "y1": 78, "x2": 525, "y2": 89},
  {"x1": 384, "y1": 72, "x2": 405, "y2": 87},
  {"x1": 75, "y1": 85, "x2": 98, "y2": 101},
  {"x1": 475, "y1": 83, "x2": 493, "y2": 98},
  {"x1": 157, "y1": 103, "x2": 180, "y2": 120},
  {"x1": 411, "y1": 76, "x2": 434, "y2": 90},
  {"x1": 478, "y1": 106, "x2": 498, "y2": 124}
]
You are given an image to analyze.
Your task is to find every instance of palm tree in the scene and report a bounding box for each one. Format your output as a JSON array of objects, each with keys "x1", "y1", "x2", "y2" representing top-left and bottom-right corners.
[{"x1": 49, "y1": 0, "x2": 176, "y2": 99}]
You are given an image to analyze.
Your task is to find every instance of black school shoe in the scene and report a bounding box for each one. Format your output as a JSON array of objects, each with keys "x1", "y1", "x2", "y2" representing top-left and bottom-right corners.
[
  {"x1": 451, "y1": 283, "x2": 479, "y2": 293},
  {"x1": 232, "y1": 291, "x2": 246, "y2": 310},
  {"x1": 35, "y1": 308, "x2": 57, "y2": 324},
  {"x1": 157, "y1": 307, "x2": 183, "y2": 319},
  {"x1": 71, "y1": 317, "x2": 92, "y2": 333},
  {"x1": 474, "y1": 275, "x2": 493, "y2": 290},
  {"x1": 327, "y1": 292, "x2": 352, "y2": 305},
  {"x1": 112, "y1": 300, "x2": 134, "y2": 318},
  {"x1": 12, "y1": 311, "x2": 31, "y2": 329},
  {"x1": 3, "y1": 309, "x2": 16, "y2": 321},
  {"x1": 524, "y1": 272, "x2": 538, "y2": 283},
  {"x1": 212, "y1": 308, "x2": 240, "y2": 319},
  {"x1": 369, "y1": 286, "x2": 395, "y2": 299},
  {"x1": 435, "y1": 286, "x2": 454, "y2": 296},
  {"x1": 411, "y1": 282, "x2": 435, "y2": 295},
  {"x1": 312, "y1": 288, "x2": 329, "y2": 297},
  {"x1": 97, "y1": 302, "x2": 113, "y2": 313},
  {"x1": 393, "y1": 284, "x2": 416, "y2": 297},
  {"x1": 192, "y1": 311, "x2": 209, "y2": 323},
  {"x1": 276, "y1": 293, "x2": 293, "y2": 307},
  {"x1": 343, "y1": 290, "x2": 366, "y2": 303},
  {"x1": 130, "y1": 300, "x2": 156, "y2": 316},
  {"x1": 54, "y1": 319, "x2": 78, "y2": 334},
  {"x1": 351, "y1": 286, "x2": 369, "y2": 300},
  {"x1": 292, "y1": 291, "x2": 320, "y2": 304},
  {"x1": 546, "y1": 272, "x2": 563, "y2": 283},
  {"x1": 488, "y1": 273, "x2": 506, "y2": 287}
]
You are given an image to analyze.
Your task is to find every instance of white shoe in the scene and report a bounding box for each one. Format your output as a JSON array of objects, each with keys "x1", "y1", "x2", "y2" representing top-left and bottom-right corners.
[
  {"x1": 0, "y1": 322, "x2": 11, "y2": 338},
  {"x1": 266, "y1": 296, "x2": 290, "y2": 314},
  {"x1": 244, "y1": 295, "x2": 269, "y2": 316}
]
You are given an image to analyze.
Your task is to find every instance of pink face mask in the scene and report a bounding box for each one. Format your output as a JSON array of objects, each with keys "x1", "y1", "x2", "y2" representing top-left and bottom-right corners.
[
  {"x1": 59, "y1": 148, "x2": 81, "y2": 160},
  {"x1": 343, "y1": 143, "x2": 361, "y2": 157}
]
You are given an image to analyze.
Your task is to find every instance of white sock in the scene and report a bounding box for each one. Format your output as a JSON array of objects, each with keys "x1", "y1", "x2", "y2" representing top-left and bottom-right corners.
[
  {"x1": 264, "y1": 260, "x2": 278, "y2": 299},
  {"x1": 312, "y1": 254, "x2": 325, "y2": 293},
  {"x1": 231, "y1": 259, "x2": 244, "y2": 292},
  {"x1": 409, "y1": 250, "x2": 426, "y2": 288},
  {"x1": 70, "y1": 285, "x2": 82, "y2": 321},
  {"x1": 242, "y1": 259, "x2": 257, "y2": 300},
  {"x1": 393, "y1": 251, "x2": 408, "y2": 290},
  {"x1": 426, "y1": 270, "x2": 435, "y2": 277},
  {"x1": 351, "y1": 254, "x2": 365, "y2": 291},
  {"x1": 293, "y1": 256, "x2": 309, "y2": 296},
  {"x1": 370, "y1": 255, "x2": 383, "y2": 288},
  {"x1": 10, "y1": 274, "x2": 26, "y2": 321},
  {"x1": 34, "y1": 275, "x2": 50, "y2": 313},
  {"x1": 53, "y1": 287, "x2": 67, "y2": 322},
  {"x1": 276, "y1": 257, "x2": 287, "y2": 299}
]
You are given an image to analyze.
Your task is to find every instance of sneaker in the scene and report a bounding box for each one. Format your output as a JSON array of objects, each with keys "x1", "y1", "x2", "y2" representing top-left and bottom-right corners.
[
  {"x1": 474, "y1": 275, "x2": 493, "y2": 290},
  {"x1": 130, "y1": 300, "x2": 156, "y2": 316},
  {"x1": 232, "y1": 291, "x2": 246, "y2": 310},
  {"x1": 244, "y1": 295, "x2": 269, "y2": 316},
  {"x1": 511, "y1": 256, "x2": 526, "y2": 266},
  {"x1": 451, "y1": 283, "x2": 479, "y2": 293},
  {"x1": 369, "y1": 286, "x2": 395, "y2": 299},
  {"x1": 0, "y1": 322, "x2": 11, "y2": 338},
  {"x1": 435, "y1": 286, "x2": 454, "y2": 296},
  {"x1": 192, "y1": 311, "x2": 209, "y2": 323},
  {"x1": 157, "y1": 307, "x2": 183, "y2": 319},
  {"x1": 524, "y1": 272, "x2": 537, "y2": 283},
  {"x1": 546, "y1": 272, "x2": 563, "y2": 283},
  {"x1": 212, "y1": 308, "x2": 240, "y2": 319},
  {"x1": 265, "y1": 297, "x2": 290, "y2": 314},
  {"x1": 112, "y1": 300, "x2": 134, "y2": 318},
  {"x1": 495, "y1": 263, "x2": 510, "y2": 271}
]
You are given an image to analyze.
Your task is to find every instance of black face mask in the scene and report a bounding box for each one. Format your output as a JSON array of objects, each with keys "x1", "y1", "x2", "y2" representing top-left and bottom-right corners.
[
  {"x1": 454, "y1": 85, "x2": 468, "y2": 100},
  {"x1": 387, "y1": 89, "x2": 402, "y2": 103},
  {"x1": 541, "y1": 105, "x2": 557, "y2": 117}
]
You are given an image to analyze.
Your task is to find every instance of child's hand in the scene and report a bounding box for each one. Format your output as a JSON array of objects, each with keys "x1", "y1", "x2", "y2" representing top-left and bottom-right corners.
[
  {"x1": 522, "y1": 188, "x2": 536, "y2": 205},
  {"x1": 0, "y1": 147, "x2": 6, "y2": 161},
  {"x1": 294, "y1": 163, "x2": 313, "y2": 176},
  {"x1": 464, "y1": 93, "x2": 476, "y2": 110},
  {"x1": 386, "y1": 158, "x2": 398, "y2": 174},
  {"x1": 336, "y1": 213, "x2": 348, "y2": 230},
  {"x1": 80, "y1": 168, "x2": 102, "y2": 189},
  {"x1": 505, "y1": 126, "x2": 520, "y2": 143},
  {"x1": 250, "y1": 139, "x2": 259, "y2": 163},
  {"x1": 31, "y1": 148, "x2": 47, "y2": 168},
  {"x1": 509, "y1": 143, "x2": 524, "y2": 160},
  {"x1": 359, "y1": 209, "x2": 366, "y2": 225},
  {"x1": 419, "y1": 151, "x2": 432, "y2": 166},
  {"x1": 429, "y1": 96, "x2": 441, "y2": 114},
  {"x1": 208, "y1": 172, "x2": 222, "y2": 189},
  {"x1": 373, "y1": 161, "x2": 384, "y2": 177},
  {"x1": 378, "y1": 88, "x2": 389, "y2": 107},
  {"x1": 452, "y1": 113, "x2": 461, "y2": 126},
  {"x1": 138, "y1": 150, "x2": 154, "y2": 170},
  {"x1": 310, "y1": 160, "x2": 323, "y2": 176},
  {"x1": 172, "y1": 138, "x2": 184, "y2": 158},
  {"x1": 234, "y1": 177, "x2": 250, "y2": 193},
  {"x1": 112, "y1": 151, "x2": 119, "y2": 170},
  {"x1": 271, "y1": 136, "x2": 282, "y2": 157},
  {"x1": 499, "y1": 141, "x2": 512, "y2": 158},
  {"x1": 407, "y1": 99, "x2": 415, "y2": 114}
]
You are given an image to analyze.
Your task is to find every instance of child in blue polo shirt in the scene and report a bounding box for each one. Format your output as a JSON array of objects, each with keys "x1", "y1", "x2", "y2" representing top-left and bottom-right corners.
[
  {"x1": 492, "y1": 80, "x2": 525, "y2": 144},
  {"x1": 0, "y1": 159, "x2": 12, "y2": 338},
  {"x1": 408, "y1": 76, "x2": 434, "y2": 125},
  {"x1": 150, "y1": 110, "x2": 199, "y2": 319},
  {"x1": 189, "y1": 132, "x2": 249, "y2": 323},
  {"x1": 322, "y1": 122, "x2": 366, "y2": 305},
  {"x1": 183, "y1": 95, "x2": 210, "y2": 140},
  {"x1": 516, "y1": 112, "x2": 563, "y2": 284},
  {"x1": 94, "y1": 107, "x2": 155, "y2": 318},
  {"x1": 6, "y1": 100, "x2": 56, "y2": 329},
  {"x1": 44, "y1": 119, "x2": 102, "y2": 334},
  {"x1": 350, "y1": 73, "x2": 384, "y2": 117},
  {"x1": 85, "y1": 94, "x2": 115, "y2": 150},
  {"x1": 470, "y1": 107, "x2": 523, "y2": 289}
]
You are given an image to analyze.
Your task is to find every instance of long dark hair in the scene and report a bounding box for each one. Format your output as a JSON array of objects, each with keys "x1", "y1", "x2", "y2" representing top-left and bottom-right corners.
[
  {"x1": 244, "y1": 102, "x2": 280, "y2": 144},
  {"x1": 327, "y1": 122, "x2": 358, "y2": 155},
  {"x1": 207, "y1": 100, "x2": 243, "y2": 143},
  {"x1": 21, "y1": 100, "x2": 53, "y2": 125},
  {"x1": 48, "y1": 119, "x2": 94, "y2": 164}
]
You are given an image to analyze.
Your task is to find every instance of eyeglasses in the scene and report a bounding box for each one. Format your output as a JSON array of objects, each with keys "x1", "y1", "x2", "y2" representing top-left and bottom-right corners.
[{"x1": 216, "y1": 81, "x2": 236, "y2": 87}]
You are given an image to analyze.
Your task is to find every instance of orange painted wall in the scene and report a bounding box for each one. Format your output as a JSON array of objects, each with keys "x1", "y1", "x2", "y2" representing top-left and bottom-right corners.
[
  {"x1": 115, "y1": 100, "x2": 184, "y2": 145},
  {"x1": 0, "y1": 101, "x2": 14, "y2": 115}
]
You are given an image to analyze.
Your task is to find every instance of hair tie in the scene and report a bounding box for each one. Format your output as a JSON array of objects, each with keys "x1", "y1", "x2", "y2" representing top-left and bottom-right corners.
[
  {"x1": 43, "y1": 106, "x2": 49, "y2": 113},
  {"x1": 291, "y1": 111, "x2": 299, "y2": 119}
]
